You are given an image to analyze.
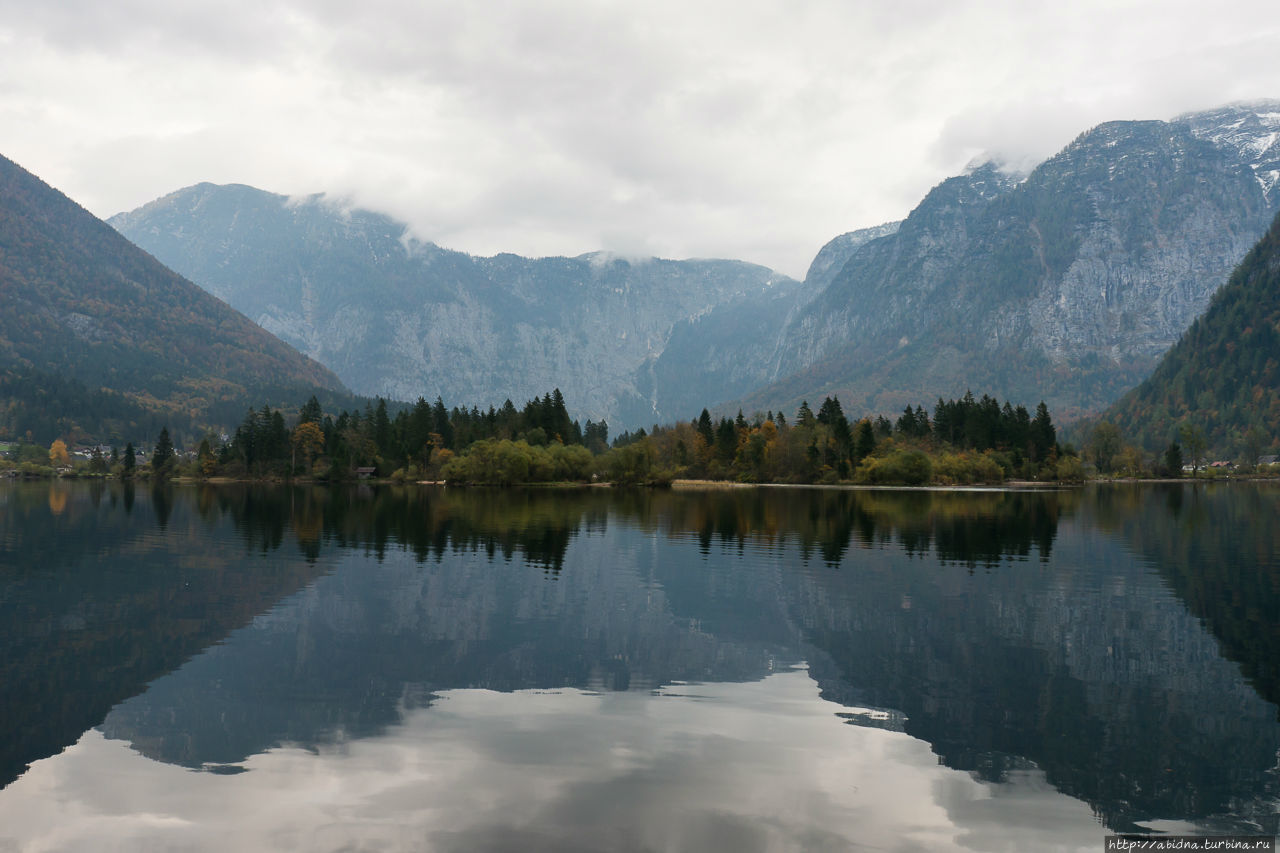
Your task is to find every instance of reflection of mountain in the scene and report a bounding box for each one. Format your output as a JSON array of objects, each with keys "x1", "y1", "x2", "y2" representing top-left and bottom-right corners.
[
  {"x1": 6, "y1": 483, "x2": 1278, "y2": 835},
  {"x1": 1082, "y1": 483, "x2": 1280, "y2": 713},
  {"x1": 100, "y1": 500, "x2": 800, "y2": 769},
  {"x1": 0, "y1": 483, "x2": 334, "y2": 788},
  {"x1": 788, "y1": 528, "x2": 1279, "y2": 833},
  {"x1": 652, "y1": 489, "x2": 1280, "y2": 831},
  {"x1": 105, "y1": 487, "x2": 1075, "y2": 776}
]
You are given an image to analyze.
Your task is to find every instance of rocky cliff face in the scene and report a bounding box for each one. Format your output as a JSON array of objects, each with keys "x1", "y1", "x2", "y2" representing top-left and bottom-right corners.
[
  {"x1": 731, "y1": 102, "x2": 1280, "y2": 421},
  {"x1": 111, "y1": 186, "x2": 796, "y2": 428},
  {"x1": 801, "y1": 221, "x2": 902, "y2": 292}
]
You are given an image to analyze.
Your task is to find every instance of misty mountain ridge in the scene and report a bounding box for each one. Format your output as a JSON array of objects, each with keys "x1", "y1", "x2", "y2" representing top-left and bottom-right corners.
[{"x1": 111, "y1": 184, "x2": 801, "y2": 429}]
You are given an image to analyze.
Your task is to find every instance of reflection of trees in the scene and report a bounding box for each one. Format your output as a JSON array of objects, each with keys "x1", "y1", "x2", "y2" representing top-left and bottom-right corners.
[
  {"x1": 194, "y1": 485, "x2": 1070, "y2": 575},
  {"x1": 315, "y1": 486, "x2": 591, "y2": 574},
  {"x1": 633, "y1": 487, "x2": 1070, "y2": 568}
]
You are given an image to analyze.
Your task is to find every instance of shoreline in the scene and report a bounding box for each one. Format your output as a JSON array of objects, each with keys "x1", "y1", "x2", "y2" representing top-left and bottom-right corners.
[{"x1": 7, "y1": 472, "x2": 1278, "y2": 489}]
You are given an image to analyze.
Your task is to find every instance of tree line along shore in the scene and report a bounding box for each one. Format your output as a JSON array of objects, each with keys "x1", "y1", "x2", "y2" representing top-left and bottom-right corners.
[{"x1": 4, "y1": 389, "x2": 1272, "y2": 487}]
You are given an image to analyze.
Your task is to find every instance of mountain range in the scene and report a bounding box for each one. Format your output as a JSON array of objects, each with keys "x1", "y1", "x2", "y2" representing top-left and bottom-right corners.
[
  {"x1": 718, "y1": 101, "x2": 1280, "y2": 422},
  {"x1": 110, "y1": 187, "x2": 796, "y2": 429},
  {"x1": 111, "y1": 101, "x2": 1280, "y2": 432}
]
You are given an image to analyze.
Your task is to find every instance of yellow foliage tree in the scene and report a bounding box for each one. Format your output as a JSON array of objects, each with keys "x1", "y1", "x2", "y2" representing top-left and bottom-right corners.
[
  {"x1": 291, "y1": 421, "x2": 326, "y2": 473},
  {"x1": 49, "y1": 439, "x2": 69, "y2": 468}
]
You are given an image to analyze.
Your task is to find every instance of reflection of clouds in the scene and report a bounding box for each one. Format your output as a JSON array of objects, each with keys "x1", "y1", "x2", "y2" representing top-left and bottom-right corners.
[{"x1": 0, "y1": 670, "x2": 1101, "y2": 852}]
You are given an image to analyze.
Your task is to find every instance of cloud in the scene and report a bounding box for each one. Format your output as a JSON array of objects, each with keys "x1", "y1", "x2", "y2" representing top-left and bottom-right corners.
[{"x1": 1, "y1": 0, "x2": 1278, "y2": 277}]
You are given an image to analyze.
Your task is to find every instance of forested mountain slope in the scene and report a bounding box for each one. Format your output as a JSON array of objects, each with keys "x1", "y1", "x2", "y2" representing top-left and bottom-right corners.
[
  {"x1": 0, "y1": 154, "x2": 346, "y2": 442},
  {"x1": 1104, "y1": 209, "x2": 1280, "y2": 458}
]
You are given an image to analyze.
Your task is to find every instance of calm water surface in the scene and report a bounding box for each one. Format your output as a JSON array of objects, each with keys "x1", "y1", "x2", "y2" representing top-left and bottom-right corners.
[{"x1": 0, "y1": 482, "x2": 1277, "y2": 852}]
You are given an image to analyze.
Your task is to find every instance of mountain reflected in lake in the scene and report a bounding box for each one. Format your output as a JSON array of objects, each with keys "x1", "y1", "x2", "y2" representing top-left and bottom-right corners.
[{"x1": 1, "y1": 482, "x2": 1277, "y2": 849}]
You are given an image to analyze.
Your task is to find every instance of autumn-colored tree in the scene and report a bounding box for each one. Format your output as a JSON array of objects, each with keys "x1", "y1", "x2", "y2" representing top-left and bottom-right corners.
[
  {"x1": 197, "y1": 436, "x2": 218, "y2": 477},
  {"x1": 291, "y1": 420, "x2": 325, "y2": 473},
  {"x1": 49, "y1": 439, "x2": 69, "y2": 468}
]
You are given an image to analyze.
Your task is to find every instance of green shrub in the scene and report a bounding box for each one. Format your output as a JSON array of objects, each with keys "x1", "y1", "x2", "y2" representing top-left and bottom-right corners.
[{"x1": 855, "y1": 450, "x2": 933, "y2": 486}]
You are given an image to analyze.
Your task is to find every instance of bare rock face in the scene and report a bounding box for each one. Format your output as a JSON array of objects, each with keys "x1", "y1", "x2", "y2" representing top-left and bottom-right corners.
[
  {"x1": 730, "y1": 102, "x2": 1280, "y2": 421},
  {"x1": 112, "y1": 186, "x2": 796, "y2": 428}
]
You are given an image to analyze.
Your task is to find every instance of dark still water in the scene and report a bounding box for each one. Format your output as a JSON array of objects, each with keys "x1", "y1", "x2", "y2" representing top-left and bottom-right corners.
[{"x1": 1, "y1": 482, "x2": 1277, "y2": 851}]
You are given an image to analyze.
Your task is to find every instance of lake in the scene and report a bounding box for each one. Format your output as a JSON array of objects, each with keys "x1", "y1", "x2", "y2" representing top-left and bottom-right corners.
[{"x1": 0, "y1": 481, "x2": 1277, "y2": 851}]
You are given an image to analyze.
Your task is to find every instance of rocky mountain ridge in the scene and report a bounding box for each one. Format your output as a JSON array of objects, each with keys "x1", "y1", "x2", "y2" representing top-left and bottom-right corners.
[{"x1": 725, "y1": 101, "x2": 1280, "y2": 421}]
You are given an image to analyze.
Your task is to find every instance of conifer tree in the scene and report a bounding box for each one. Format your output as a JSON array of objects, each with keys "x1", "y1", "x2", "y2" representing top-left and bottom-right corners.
[{"x1": 151, "y1": 427, "x2": 175, "y2": 475}]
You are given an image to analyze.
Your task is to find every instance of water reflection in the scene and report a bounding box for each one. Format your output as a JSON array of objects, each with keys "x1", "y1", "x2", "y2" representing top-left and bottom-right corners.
[
  {"x1": 0, "y1": 483, "x2": 335, "y2": 788},
  {"x1": 0, "y1": 482, "x2": 1277, "y2": 840},
  {"x1": 0, "y1": 673, "x2": 1104, "y2": 853},
  {"x1": 1083, "y1": 483, "x2": 1280, "y2": 712}
]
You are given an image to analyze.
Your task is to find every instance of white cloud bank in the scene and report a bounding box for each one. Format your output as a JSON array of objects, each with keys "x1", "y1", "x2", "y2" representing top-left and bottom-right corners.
[{"x1": 0, "y1": 0, "x2": 1277, "y2": 277}]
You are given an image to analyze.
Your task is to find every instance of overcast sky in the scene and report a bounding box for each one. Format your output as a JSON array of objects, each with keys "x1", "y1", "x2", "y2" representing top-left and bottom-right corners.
[{"x1": 2, "y1": 0, "x2": 1277, "y2": 278}]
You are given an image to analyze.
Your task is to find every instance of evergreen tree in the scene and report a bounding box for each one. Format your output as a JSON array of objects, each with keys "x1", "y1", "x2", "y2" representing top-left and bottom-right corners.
[
  {"x1": 151, "y1": 427, "x2": 175, "y2": 475},
  {"x1": 374, "y1": 398, "x2": 392, "y2": 456},
  {"x1": 896, "y1": 406, "x2": 918, "y2": 437},
  {"x1": 123, "y1": 441, "x2": 136, "y2": 477},
  {"x1": 854, "y1": 419, "x2": 876, "y2": 463},
  {"x1": 697, "y1": 409, "x2": 715, "y2": 446},
  {"x1": 816, "y1": 396, "x2": 844, "y2": 426},
  {"x1": 914, "y1": 405, "x2": 930, "y2": 438},
  {"x1": 407, "y1": 397, "x2": 433, "y2": 464},
  {"x1": 1030, "y1": 402, "x2": 1056, "y2": 462},
  {"x1": 298, "y1": 395, "x2": 323, "y2": 425},
  {"x1": 715, "y1": 418, "x2": 738, "y2": 463},
  {"x1": 433, "y1": 397, "x2": 454, "y2": 449}
]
